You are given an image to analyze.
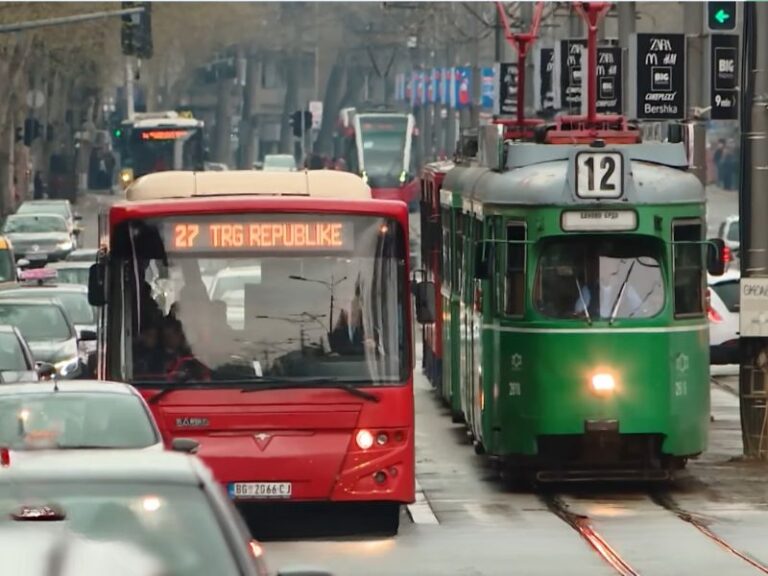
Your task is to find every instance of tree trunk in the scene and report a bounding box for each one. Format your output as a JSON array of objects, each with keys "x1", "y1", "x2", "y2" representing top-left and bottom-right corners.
[
  {"x1": 315, "y1": 57, "x2": 346, "y2": 156},
  {"x1": 279, "y1": 52, "x2": 300, "y2": 156},
  {"x1": 213, "y1": 79, "x2": 232, "y2": 165},
  {"x1": 239, "y1": 52, "x2": 259, "y2": 169}
]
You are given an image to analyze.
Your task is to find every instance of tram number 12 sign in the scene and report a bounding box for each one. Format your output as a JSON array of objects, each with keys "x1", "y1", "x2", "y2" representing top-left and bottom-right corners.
[{"x1": 575, "y1": 152, "x2": 624, "y2": 199}]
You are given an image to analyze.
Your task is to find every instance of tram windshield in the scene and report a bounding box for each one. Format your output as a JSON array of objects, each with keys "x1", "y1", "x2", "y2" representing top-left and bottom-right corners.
[
  {"x1": 110, "y1": 214, "x2": 408, "y2": 387},
  {"x1": 535, "y1": 236, "x2": 664, "y2": 320},
  {"x1": 359, "y1": 116, "x2": 410, "y2": 187}
]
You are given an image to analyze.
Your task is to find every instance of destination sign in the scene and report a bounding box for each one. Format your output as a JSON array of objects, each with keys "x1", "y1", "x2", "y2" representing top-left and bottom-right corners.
[
  {"x1": 164, "y1": 219, "x2": 354, "y2": 252},
  {"x1": 140, "y1": 130, "x2": 192, "y2": 140},
  {"x1": 561, "y1": 210, "x2": 637, "y2": 232}
]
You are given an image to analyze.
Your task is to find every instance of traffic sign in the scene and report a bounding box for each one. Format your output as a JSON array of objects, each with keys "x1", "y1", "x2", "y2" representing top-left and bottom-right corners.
[
  {"x1": 580, "y1": 46, "x2": 623, "y2": 116},
  {"x1": 628, "y1": 33, "x2": 686, "y2": 120},
  {"x1": 707, "y1": 2, "x2": 737, "y2": 31},
  {"x1": 709, "y1": 34, "x2": 739, "y2": 120},
  {"x1": 308, "y1": 101, "x2": 323, "y2": 130},
  {"x1": 554, "y1": 39, "x2": 621, "y2": 114},
  {"x1": 533, "y1": 47, "x2": 555, "y2": 112}
]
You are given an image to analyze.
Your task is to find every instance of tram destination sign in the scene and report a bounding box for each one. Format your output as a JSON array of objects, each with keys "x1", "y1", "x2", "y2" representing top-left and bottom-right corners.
[
  {"x1": 561, "y1": 210, "x2": 637, "y2": 232},
  {"x1": 163, "y1": 217, "x2": 354, "y2": 252},
  {"x1": 629, "y1": 33, "x2": 686, "y2": 120},
  {"x1": 709, "y1": 34, "x2": 739, "y2": 120}
]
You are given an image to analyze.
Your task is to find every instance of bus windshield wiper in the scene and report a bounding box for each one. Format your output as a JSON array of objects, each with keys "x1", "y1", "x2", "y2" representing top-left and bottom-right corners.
[{"x1": 240, "y1": 378, "x2": 380, "y2": 403}]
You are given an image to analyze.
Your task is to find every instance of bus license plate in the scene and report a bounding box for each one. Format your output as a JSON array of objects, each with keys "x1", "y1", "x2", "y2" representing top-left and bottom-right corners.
[{"x1": 228, "y1": 482, "x2": 292, "y2": 499}]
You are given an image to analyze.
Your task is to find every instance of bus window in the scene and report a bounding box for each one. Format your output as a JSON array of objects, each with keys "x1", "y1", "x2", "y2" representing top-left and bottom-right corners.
[
  {"x1": 505, "y1": 223, "x2": 526, "y2": 316},
  {"x1": 673, "y1": 221, "x2": 704, "y2": 317}
]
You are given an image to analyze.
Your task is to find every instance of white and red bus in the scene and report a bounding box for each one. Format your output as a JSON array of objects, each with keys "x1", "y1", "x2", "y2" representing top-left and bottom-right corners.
[
  {"x1": 335, "y1": 108, "x2": 419, "y2": 209},
  {"x1": 87, "y1": 170, "x2": 414, "y2": 533}
]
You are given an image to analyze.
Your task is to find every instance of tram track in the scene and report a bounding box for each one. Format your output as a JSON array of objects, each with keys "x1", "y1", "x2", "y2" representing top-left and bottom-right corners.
[{"x1": 542, "y1": 489, "x2": 768, "y2": 575}]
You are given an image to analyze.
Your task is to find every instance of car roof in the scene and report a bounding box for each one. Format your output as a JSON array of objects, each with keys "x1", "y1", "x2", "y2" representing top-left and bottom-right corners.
[
  {"x1": 0, "y1": 297, "x2": 67, "y2": 307},
  {"x1": 0, "y1": 380, "x2": 137, "y2": 395},
  {"x1": 7, "y1": 213, "x2": 67, "y2": 221},
  {"x1": 0, "y1": 450, "x2": 201, "y2": 485},
  {"x1": 49, "y1": 262, "x2": 92, "y2": 269}
]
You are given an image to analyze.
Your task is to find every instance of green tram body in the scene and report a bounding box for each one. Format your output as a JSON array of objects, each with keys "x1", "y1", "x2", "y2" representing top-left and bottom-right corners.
[{"x1": 437, "y1": 141, "x2": 710, "y2": 480}]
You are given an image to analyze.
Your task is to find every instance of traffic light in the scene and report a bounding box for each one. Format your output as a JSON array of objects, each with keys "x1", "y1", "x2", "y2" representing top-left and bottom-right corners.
[
  {"x1": 290, "y1": 110, "x2": 313, "y2": 137},
  {"x1": 121, "y1": 2, "x2": 152, "y2": 58},
  {"x1": 23, "y1": 118, "x2": 41, "y2": 146},
  {"x1": 707, "y1": 2, "x2": 737, "y2": 31}
]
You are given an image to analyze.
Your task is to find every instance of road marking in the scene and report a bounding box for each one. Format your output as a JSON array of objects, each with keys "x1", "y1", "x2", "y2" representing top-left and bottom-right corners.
[{"x1": 406, "y1": 479, "x2": 439, "y2": 525}]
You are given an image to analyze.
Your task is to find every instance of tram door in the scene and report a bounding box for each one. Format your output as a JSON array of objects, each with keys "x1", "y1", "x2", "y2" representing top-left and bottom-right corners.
[
  {"x1": 459, "y1": 211, "x2": 472, "y2": 422},
  {"x1": 469, "y1": 217, "x2": 484, "y2": 440}
]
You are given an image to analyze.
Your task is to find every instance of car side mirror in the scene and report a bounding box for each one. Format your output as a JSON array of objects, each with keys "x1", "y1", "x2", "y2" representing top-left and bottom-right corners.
[
  {"x1": 171, "y1": 438, "x2": 199, "y2": 454},
  {"x1": 88, "y1": 262, "x2": 106, "y2": 306},
  {"x1": 707, "y1": 238, "x2": 727, "y2": 276},
  {"x1": 79, "y1": 329, "x2": 97, "y2": 342},
  {"x1": 35, "y1": 361, "x2": 56, "y2": 380},
  {"x1": 73, "y1": 214, "x2": 82, "y2": 221},
  {"x1": 414, "y1": 280, "x2": 435, "y2": 324}
]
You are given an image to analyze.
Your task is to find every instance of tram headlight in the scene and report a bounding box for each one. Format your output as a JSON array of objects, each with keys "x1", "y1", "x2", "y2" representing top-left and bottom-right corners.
[
  {"x1": 356, "y1": 429, "x2": 374, "y2": 450},
  {"x1": 591, "y1": 373, "x2": 616, "y2": 395}
]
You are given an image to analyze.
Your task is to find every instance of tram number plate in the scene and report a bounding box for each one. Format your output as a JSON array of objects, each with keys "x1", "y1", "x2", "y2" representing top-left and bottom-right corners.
[
  {"x1": 228, "y1": 482, "x2": 292, "y2": 499},
  {"x1": 575, "y1": 151, "x2": 623, "y2": 199}
]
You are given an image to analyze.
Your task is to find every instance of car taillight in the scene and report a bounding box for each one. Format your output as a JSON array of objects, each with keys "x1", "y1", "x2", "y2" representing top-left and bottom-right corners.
[
  {"x1": 722, "y1": 245, "x2": 732, "y2": 266},
  {"x1": 1, "y1": 447, "x2": 9, "y2": 467},
  {"x1": 707, "y1": 289, "x2": 723, "y2": 322}
]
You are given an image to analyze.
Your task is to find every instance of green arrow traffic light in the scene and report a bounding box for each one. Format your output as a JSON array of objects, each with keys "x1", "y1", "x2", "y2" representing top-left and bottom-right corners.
[
  {"x1": 708, "y1": 2, "x2": 736, "y2": 31},
  {"x1": 715, "y1": 9, "x2": 730, "y2": 24}
]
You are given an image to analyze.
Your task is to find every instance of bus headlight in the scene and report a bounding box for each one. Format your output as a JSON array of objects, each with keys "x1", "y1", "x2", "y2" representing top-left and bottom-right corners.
[
  {"x1": 120, "y1": 169, "x2": 134, "y2": 186},
  {"x1": 355, "y1": 429, "x2": 374, "y2": 450},
  {"x1": 591, "y1": 373, "x2": 616, "y2": 394}
]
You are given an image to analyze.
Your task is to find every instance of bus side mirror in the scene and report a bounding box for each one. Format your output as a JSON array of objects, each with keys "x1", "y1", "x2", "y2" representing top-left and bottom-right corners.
[
  {"x1": 414, "y1": 280, "x2": 435, "y2": 324},
  {"x1": 474, "y1": 243, "x2": 488, "y2": 280},
  {"x1": 88, "y1": 262, "x2": 106, "y2": 306},
  {"x1": 410, "y1": 269, "x2": 426, "y2": 296},
  {"x1": 707, "y1": 238, "x2": 727, "y2": 276}
]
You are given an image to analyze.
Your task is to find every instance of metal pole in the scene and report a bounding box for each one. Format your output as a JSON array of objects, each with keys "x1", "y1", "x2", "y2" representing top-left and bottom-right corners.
[
  {"x1": 125, "y1": 57, "x2": 135, "y2": 121},
  {"x1": 739, "y1": 0, "x2": 768, "y2": 459},
  {"x1": 617, "y1": 2, "x2": 636, "y2": 116},
  {"x1": 0, "y1": 6, "x2": 143, "y2": 34},
  {"x1": 684, "y1": 2, "x2": 707, "y2": 185},
  {"x1": 300, "y1": 107, "x2": 306, "y2": 165}
]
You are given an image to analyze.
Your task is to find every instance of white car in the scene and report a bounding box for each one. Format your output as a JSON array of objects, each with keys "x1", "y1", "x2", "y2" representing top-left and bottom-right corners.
[
  {"x1": 262, "y1": 154, "x2": 297, "y2": 172},
  {"x1": 708, "y1": 269, "x2": 739, "y2": 365},
  {"x1": 0, "y1": 380, "x2": 165, "y2": 453},
  {"x1": 208, "y1": 265, "x2": 262, "y2": 329}
]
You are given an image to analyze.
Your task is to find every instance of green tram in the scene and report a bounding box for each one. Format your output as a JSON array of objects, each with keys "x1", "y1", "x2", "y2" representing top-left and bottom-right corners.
[{"x1": 414, "y1": 132, "x2": 726, "y2": 481}]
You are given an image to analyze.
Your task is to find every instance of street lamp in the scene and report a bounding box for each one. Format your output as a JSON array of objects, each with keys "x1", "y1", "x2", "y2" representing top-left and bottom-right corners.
[{"x1": 289, "y1": 274, "x2": 348, "y2": 331}]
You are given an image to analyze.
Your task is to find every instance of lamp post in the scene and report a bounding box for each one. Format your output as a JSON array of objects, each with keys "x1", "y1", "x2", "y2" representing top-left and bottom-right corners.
[{"x1": 288, "y1": 274, "x2": 348, "y2": 331}]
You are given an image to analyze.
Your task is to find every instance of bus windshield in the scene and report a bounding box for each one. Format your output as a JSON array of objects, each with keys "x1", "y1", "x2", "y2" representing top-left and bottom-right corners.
[
  {"x1": 359, "y1": 117, "x2": 409, "y2": 187},
  {"x1": 111, "y1": 214, "x2": 408, "y2": 387},
  {"x1": 126, "y1": 127, "x2": 203, "y2": 178}
]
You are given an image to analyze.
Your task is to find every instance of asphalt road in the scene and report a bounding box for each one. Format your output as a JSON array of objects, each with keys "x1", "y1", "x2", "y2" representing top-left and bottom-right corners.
[{"x1": 78, "y1": 187, "x2": 768, "y2": 576}]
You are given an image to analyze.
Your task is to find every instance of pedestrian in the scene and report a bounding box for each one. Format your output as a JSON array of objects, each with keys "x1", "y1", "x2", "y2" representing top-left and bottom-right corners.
[{"x1": 33, "y1": 171, "x2": 45, "y2": 199}]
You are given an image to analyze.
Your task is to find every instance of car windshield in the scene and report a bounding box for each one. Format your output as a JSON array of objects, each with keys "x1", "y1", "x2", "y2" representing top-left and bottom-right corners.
[
  {"x1": 2, "y1": 215, "x2": 68, "y2": 234},
  {"x1": 0, "y1": 249, "x2": 14, "y2": 283},
  {"x1": 112, "y1": 214, "x2": 408, "y2": 386},
  {"x1": 0, "y1": 393, "x2": 157, "y2": 449},
  {"x1": 0, "y1": 333, "x2": 27, "y2": 371},
  {"x1": 18, "y1": 202, "x2": 70, "y2": 220},
  {"x1": 0, "y1": 303, "x2": 71, "y2": 341},
  {"x1": 535, "y1": 236, "x2": 665, "y2": 320},
  {"x1": 711, "y1": 280, "x2": 740, "y2": 313},
  {"x1": 0, "y1": 291, "x2": 95, "y2": 325},
  {"x1": 0, "y1": 483, "x2": 240, "y2": 576},
  {"x1": 54, "y1": 267, "x2": 90, "y2": 286}
]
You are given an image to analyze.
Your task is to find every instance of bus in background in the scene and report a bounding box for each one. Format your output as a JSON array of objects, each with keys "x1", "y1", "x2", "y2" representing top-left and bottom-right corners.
[
  {"x1": 335, "y1": 107, "x2": 419, "y2": 210},
  {"x1": 87, "y1": 170, "x2": 414, "y2": 534},
  {"x1": 115, "y1": 111, "x2": 205, "y2": 189}
]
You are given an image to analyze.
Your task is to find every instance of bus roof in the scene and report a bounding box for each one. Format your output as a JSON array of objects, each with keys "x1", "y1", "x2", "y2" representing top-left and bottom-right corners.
[{"x1": 125, "y1": 170, "x2": 372, "y2": 201}]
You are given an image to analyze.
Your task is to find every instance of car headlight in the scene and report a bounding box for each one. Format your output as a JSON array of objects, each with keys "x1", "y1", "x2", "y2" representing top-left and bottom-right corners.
[
  {"x1": 57, "y1": 241, "x2": 73, "y2": 251},
  {"x1": 54, "y1": 357, "x2": 80, "y2": 377}
]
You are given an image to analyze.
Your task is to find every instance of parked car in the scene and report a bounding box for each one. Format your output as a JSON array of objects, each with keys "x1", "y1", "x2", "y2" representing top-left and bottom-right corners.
[
  {"x1": 0, "y1": 381, "x2": 163, "y2": 452},
  {"x1": 0, "y1": 298, "x2": 93, "y2": 379},
  {"x1": 0, "y1": 324, "x2": 52, "y2": 383},
  {"x1": 718, "y1": 214, "x2": 739, "y2": 256},
  {"x1": 708, "y1": 269, "x2": 740, "y2": 365},
  {"x1": 1, "y1": 214, "x2": 74, "y2": 264},
  {"x1": 0, "y1": 450, "x2": 331, "y2": 576}
]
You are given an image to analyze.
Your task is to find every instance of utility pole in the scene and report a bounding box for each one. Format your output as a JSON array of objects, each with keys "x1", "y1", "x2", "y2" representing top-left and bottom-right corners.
[
  {"x1": 617, "y1": 2, "x2": 635, "y2": 116},
  {"x1": 519, "y1": 2, "x2": 535, "y2": 111},
  {"x1": 739, "y1": 1, "x2": 768, "y2": 460},
  {"x1": 125, "y1": 58, "x2": 135, "y2": 120},
  {"x1": 684, "y1": 2, "x2": 707, "y2": 185},
  {"x1": 469, "y1": 10, "x2": 481, "y2": 130}
]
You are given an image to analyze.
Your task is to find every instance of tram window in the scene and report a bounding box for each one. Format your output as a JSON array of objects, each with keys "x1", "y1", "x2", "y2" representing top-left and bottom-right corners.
[
  {"x1": 534, "y1": 236, "x2": 664, "y2": 320},
  {"x1": 456, "y1": 212, "x2": 464, "y2": 293},
  {"x1": 673, "y1": 222, "x2": 704, "y2": 317},
  {"x1": 442, "y1": 213, "x2": 451, "y2": 290},
  {"x1": 505, "y1": 224, "x2": 526, "y2": 316}
]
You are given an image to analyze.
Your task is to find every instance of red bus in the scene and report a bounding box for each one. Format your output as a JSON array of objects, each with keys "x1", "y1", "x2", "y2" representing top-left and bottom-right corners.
[
  {"x1": 335, "y1": 108, "x2": 419, "y2": 209},
  {"x1": 87, "y1": 170, "x2": 414, "y2": 534}
]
